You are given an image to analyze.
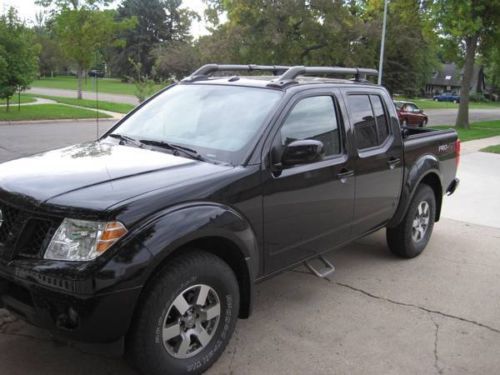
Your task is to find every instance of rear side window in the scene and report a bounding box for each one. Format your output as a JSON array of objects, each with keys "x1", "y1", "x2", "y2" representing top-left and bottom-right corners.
[
  {"x1": 280, "y1": 96, "x2": 341, "y2": 156},
  {"x1": 348, "y1": 94, "x2": 390, "y2": 150},
  {"x1": 370, "y1": 95, "x2": 390, "y2": 142},
  {"x1": 348, "y1": 95, "x2": 378, "y2": 149}
]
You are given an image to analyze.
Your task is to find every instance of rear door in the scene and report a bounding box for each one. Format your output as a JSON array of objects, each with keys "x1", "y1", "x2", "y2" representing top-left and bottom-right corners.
[
  {"x1": 262, "y1": 90, "x2": 355, "y2": 273},
  {"x1": 344, "y1": 90, "x2": 404, "y2": 237}
]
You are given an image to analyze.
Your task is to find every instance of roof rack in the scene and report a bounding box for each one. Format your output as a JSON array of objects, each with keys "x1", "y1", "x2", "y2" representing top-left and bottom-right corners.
[{"x1": 181, "y1": 64, "x2": 379, "y2": 87}]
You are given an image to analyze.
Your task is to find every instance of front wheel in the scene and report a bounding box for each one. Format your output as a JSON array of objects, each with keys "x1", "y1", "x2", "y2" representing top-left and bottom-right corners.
[
  {"x1": 127, "y1": 250, "x2": 240, "y2": 375},
  {"x1": 387, "y1": 184, "x2": 436, "y2": 258}
]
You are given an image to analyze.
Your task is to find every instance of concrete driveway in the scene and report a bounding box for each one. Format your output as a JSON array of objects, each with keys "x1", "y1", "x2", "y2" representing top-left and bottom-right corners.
[{"x1": 0, "y1": 121, "x2": 499, "y2": 374}]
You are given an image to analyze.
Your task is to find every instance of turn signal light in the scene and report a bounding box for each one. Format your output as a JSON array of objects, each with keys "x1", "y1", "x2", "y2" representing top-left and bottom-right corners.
[{"x1": 96, "y1": 222, "x2": 128, "y2": 254}]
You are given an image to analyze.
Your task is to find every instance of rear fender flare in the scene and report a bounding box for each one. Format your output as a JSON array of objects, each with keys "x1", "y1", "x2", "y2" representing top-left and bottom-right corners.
[{"x1": 388, "y1": 154, "x2": 443, "y2": 227}]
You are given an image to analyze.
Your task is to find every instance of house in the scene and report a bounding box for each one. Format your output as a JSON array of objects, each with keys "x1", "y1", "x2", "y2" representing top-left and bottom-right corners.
[{"x1": 424, "y1": 63, "x2": 486, "y2": 97}]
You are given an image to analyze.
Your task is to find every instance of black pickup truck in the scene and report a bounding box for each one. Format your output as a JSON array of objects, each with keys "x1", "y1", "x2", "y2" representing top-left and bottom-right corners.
[{"x1": 0, "y1": 65, "x2": 459, "y2": 375}]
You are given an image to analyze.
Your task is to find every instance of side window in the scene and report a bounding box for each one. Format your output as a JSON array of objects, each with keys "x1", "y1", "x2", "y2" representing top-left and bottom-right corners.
[
  {"x1": 280, "y1": 96, "x2": 341, "y2": 156},
  {"x1": 370, "y1": 95, "x2": 390, "y2": 143},
  {"x1": 348, "y1": 95, "x2": 378, "y2": 149},
  {"x1": 348, "y1": 94, "x2": 391, "y2": 150}
]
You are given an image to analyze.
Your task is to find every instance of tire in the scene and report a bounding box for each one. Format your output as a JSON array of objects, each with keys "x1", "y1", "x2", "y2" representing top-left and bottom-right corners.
[
  {"x1": 433, "y1": 98, "x2": 438, "y2": 102},
  {"x1": 401, "y1": 119, "x2": 408, "y2": 126},
  {"x1": 453, "y1": 99, "x2": 458, "y2": 104},
  {"x1": 127, "y1": 250, "x2": 240, "y2": 375},
  {"x1": 386, "y1": 184, "x2": 436, "y2": 258}
]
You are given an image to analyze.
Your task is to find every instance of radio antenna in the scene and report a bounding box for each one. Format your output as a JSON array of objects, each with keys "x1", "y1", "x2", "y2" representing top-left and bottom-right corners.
[{"x1": 95, "y1": 51, "x2": 99, "y2": 139}]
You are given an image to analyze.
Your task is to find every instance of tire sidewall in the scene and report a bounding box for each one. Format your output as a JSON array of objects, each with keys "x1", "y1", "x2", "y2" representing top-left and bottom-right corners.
[
  {"x1": 132, "y1": 252, "x2": 240, "y2": 375},
  {"x1": 403, "y1": 186, "x2": 436, "y2": 257}
]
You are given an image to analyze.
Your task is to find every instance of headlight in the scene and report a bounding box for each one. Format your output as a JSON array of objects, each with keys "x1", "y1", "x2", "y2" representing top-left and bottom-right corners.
[{"x1": 44, "y1": 219, "x2": 128, "y2": 261}]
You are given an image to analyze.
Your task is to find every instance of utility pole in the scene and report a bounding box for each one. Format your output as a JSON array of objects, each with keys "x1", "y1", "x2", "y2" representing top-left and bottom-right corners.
[{"x1": 378, "y1": 0, "x2": 389, "y2": 85}]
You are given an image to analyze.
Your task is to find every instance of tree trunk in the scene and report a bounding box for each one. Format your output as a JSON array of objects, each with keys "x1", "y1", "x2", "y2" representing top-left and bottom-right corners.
[
  {"x1": 6, "y1": 97, "x2": 9, "y2": 112},
  {"x1": 18, "y1": 91, "x2": 20, "y2": 111},
  {"x1": 456, "y1": 34, "x2": 479, "y2": 129},
  {"x1": 77, "y1": 66, "x2": 83, "y2": 100}
]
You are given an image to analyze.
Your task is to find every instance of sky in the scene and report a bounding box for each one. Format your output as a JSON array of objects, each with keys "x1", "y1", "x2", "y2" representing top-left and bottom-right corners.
[{"x1": 0, "y1": 0, "x2": 211, "y2": 37}]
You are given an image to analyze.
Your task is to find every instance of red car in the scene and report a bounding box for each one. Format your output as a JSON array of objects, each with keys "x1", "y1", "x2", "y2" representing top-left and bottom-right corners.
[{"x1": 394, "y1": 101, "x2": 428, "y2": 127}]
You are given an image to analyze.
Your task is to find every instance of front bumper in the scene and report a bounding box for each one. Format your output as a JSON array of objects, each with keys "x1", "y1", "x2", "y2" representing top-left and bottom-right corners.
[{"x1": 0, "y1": 263, "x2": 142, "y2": 343}]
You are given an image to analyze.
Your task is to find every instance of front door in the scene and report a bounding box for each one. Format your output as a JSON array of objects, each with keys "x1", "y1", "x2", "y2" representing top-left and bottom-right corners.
[{"x1": 262, "y1": 93, "x2": 355, "y2": 273}]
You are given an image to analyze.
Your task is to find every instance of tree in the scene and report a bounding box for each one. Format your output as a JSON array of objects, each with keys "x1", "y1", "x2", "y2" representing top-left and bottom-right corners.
[
  {"x1": 0, "y1": 8, "x2": 39, "y2": 111},
  {"x1": 37, "y1": 0, "x2": 133, "y2": 99},
  {"x1": 127, "y1": 58, "x2": 156, "y2": 102},
  {"x1": 154, "y1": 41, "x2": 200, "y2": 80},
  {"x1": 362, "y1": 0, "x2": 439, "y2": 96},
  {"x1": 434, "y1": 0, "x2": 500, "y2": 128},
  {"x1": 110, "y1": 0, "x2": 196, "y2": 78}
]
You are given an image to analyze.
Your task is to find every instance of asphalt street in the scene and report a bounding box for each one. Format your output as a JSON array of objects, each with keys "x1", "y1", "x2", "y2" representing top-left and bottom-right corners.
[
  {"x1": 426, "y1": 108, "x2": 500, "y2": 126},
  {"x1": 28, "y1": 87, "x2": 140, "y2": 105},
  {"x1": 0, "y1": 120, "x2": 499, "y2": 374}
]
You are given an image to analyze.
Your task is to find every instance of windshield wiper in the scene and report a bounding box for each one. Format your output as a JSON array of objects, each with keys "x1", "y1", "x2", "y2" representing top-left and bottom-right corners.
[
  {"x1": 139, "y1": 139, "x2": 207, "y2": 162},
  {"x1": 108, "y1": 133, "x2": 143, "y2": 148}
]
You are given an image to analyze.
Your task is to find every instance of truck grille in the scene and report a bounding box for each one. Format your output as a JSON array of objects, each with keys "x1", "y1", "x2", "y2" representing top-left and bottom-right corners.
[{"x1": 0, "y1": 202, "x2": 62, "y2": 260}]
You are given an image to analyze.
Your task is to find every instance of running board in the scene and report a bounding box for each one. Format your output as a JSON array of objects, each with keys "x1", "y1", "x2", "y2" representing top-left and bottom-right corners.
[{"x1": 304, "y1": 255, "x2": 335, "y2": 279}]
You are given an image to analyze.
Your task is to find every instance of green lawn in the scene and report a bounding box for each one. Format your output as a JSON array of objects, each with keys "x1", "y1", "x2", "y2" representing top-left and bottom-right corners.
[
  {"x1": 0, "y1": 95, "x2": 37, "y2": 105},
  {"x1": 0, "y1": 104, "x2": 111, "y2": 121},
  {"x1": 397, "y1": 98, "x2": 500, "y2": 110},
  {"x1": 27, "y1": 94, "x2": 135, "y2": 114},
  {"x1": 431, "y1": 120, "x2": 500, "y2": 142},
  {"x1": 480, "y1": 144, "x2": 500, "y2": 154},
  {"x1": 32, "y1": 76, "x2": 164, "y2": 96}
]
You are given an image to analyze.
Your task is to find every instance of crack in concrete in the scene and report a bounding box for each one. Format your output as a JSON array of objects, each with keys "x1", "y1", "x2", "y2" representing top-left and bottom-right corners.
[
  {"x1": 430, "y1": 316, "x2": 443, "y2": 374},
  {"x1": 334, "y1": 282, "x2": 500, "y2": 335},
  {"x1": 290, "y1": 270, "x2": 500, "y2": 335}
]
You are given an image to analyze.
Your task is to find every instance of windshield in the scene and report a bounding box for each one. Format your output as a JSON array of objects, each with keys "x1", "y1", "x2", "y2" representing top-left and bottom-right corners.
[{"x1": 112, "y1": 84, "x2": 282, "y2": 164}]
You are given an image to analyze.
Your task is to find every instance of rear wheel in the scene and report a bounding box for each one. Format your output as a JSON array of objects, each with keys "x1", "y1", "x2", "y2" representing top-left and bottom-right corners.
[
  {"x1": 401, "y1": 119, "x2": 408, "y2": 126},
  {"x1": 387, "y1": 184, "x2": 436, "y2": 258},
  {"x1": 127, "y1": 250, "x2": 240, "y2": 375}
]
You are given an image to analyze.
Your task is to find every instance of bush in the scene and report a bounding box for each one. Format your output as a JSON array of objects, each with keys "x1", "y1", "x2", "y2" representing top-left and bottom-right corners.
[{"x1": 469, "y1": 93, "x2": 490, "y2": 102}]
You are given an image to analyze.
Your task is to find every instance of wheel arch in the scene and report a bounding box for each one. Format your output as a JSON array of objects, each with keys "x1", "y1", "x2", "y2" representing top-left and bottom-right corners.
[
  {"x1": 389, "y1": 156, "x2": 443, "y2": 228},
  {"x1": 132, "y1": 203, "x2": 258, "y2": 321}
]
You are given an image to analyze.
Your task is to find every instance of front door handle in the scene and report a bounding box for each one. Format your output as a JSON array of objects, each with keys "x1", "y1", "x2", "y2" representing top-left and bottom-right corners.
[
  {"x1": 337, "y1": 169, "x2": 354, "y2": 183},
  {"x1": 387, "y1": 157, "x2": 401, "y2": 170}
]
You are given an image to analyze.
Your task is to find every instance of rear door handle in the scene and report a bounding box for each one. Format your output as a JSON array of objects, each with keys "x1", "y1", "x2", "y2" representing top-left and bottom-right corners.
[
  {"x1": 387, "y1": 157, "x2": 401, "y2": 170},
  {"x1": 337, "y1": 169, "x2": 354, "y2": 183}
]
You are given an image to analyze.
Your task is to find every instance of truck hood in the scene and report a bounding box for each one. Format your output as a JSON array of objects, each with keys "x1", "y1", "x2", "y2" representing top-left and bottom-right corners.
[{"x1": 0, "y1": 141, "x2": 233, "y2": 211}]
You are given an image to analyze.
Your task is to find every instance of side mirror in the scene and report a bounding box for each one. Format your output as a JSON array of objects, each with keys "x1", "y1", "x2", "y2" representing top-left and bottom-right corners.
[{"x1": 281, "y1": 140, "x2": 325, "y2": 166}]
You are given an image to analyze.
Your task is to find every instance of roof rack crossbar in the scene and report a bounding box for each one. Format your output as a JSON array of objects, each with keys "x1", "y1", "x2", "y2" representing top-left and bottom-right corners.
[
  {"x1": 275, "y1": 66, "x2": 378, "y2": 82},
  {"x1": 183, "y1": 64, "x2": 291, "y2": 81}
]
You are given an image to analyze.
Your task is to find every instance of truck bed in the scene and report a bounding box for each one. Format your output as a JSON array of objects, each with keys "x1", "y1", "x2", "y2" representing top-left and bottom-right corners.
[{"x1": 402, "y1": 126, "x2": 459, "y2": 194}]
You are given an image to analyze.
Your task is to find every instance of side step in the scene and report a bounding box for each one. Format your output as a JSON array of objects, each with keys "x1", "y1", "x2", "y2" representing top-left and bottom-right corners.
[{"x1": 304, "y1": 255, "x2": 335, "y2": 279}]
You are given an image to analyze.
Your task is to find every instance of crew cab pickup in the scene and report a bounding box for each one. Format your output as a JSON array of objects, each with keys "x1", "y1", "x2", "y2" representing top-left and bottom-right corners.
[{"x1": 0, "y1": 65, "x2": 459, "y2": 375}]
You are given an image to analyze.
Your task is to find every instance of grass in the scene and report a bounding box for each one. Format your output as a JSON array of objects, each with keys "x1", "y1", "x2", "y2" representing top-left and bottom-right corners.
[
  {"x1": 27, "y1": 94, "x2": 135, "y2": 114},
  {"x1": 431, "y1": 120, "x2": 500, "y2": 142},
  {"x1": 397, "y1": 98, "x2": 500, "y2": 110},
  {"x1": 0, "y1": 95, "x2": 37, "y2": 105},
  {"x1": 480, "y1": 144, "x2": 500, "y2": 154},
  {"x1": 32, "y1": 76, "x2": 164, "y2": 96},
  {"x1": 0, "y1": 104, "x2": 111, "y2": 121}
]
